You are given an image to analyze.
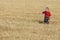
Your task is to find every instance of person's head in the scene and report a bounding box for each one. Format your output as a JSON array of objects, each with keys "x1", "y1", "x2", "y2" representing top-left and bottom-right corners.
[{"x1": 45, "y1": 7, "x2": 49, "y2": 11}]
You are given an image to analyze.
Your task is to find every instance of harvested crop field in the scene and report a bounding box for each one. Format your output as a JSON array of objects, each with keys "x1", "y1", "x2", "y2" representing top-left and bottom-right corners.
[{"x1": 0, "y1": 0, "x2": 60, "y2": 40}]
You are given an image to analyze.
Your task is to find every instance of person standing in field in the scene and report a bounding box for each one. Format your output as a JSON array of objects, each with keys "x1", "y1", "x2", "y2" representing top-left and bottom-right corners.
[{"x1": 42, "y1": 7, "x2": 51, "y2": 24}]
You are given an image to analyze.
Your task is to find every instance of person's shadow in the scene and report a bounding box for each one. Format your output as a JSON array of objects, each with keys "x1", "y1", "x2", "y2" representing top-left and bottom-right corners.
[
  {"x1": 32, "y1": 20, "x2": 44, "y2": 24},
  {"x1": 38, "y1": 21, "x2": 44, "y2": 24}
]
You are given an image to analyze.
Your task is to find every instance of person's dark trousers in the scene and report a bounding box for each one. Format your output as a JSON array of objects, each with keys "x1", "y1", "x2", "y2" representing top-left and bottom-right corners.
[{"x1": 44, "y1": 16, "x2": 49, "y2": 24}]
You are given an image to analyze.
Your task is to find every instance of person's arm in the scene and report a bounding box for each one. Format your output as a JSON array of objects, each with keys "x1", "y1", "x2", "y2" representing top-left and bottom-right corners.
[
  {"x1": 49, "y1": 11, "x2": 51, "y2": 16},
  {"x1": 42, "y1": 11, "x2": 45, "y2": 14}
]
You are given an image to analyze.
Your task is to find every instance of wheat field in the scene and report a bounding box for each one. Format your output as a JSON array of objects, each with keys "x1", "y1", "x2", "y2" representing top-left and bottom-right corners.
[{"x1": 0, "y1": 0, "x2": 60, "y2": 40}]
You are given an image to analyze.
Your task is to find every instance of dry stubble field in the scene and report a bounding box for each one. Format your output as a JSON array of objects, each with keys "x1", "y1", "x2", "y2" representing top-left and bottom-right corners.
[{"x1": 0, "y1": 0, "x2": 60, "y2": 40}]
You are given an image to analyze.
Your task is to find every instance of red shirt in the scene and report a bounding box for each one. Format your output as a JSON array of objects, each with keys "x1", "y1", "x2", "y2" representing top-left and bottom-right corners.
[{"x1": 42, "y1": 11, "x2": 51, "y2": 18}]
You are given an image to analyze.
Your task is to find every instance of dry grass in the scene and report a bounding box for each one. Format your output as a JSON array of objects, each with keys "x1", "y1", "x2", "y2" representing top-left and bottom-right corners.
[{"x1": 0, "y1": 0, "x2": 60, "y2": 40}]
